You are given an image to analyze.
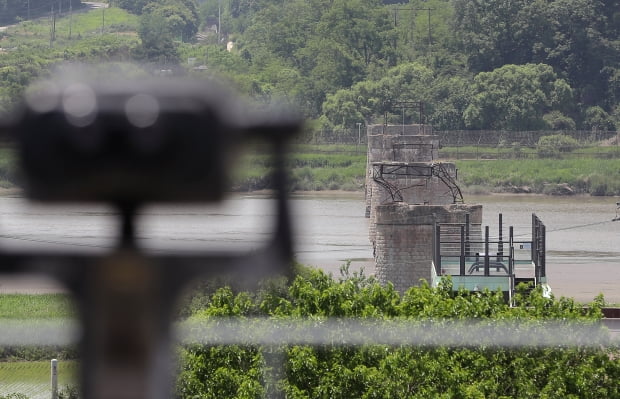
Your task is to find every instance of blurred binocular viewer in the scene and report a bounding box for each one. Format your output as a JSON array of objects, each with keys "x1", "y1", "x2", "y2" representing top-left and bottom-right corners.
[
  {"x1": 5, "y1": 75, "x2": 300, "y2": 203},
  {"x1": 0, "y1": 73, "x2": 302, "y2": 399}
]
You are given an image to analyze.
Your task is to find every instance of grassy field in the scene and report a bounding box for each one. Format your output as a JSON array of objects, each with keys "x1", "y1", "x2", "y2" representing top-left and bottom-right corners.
[
  {"x1": 0, "y1": 294, "x2": 77, "y2": 398},
  {"x1": 3, "y1": 7, "x2": 139, "y2": 47},
  {"x1": 0, "y1": 294, "x2": 76, "y2": 319},
  {"x1": 457, "y1": 158, "x2": 620, "y2": 195},
  {"x1": 232, "y1": 145, "x2": 368, "y2": 191},
  {"x1": 231, "y1": 143, "x2": 620, "y2": 195}
]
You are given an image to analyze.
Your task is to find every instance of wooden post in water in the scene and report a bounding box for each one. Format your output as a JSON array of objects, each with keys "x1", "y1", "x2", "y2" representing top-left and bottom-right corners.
[{"x1": 51, "y1": 359, "x2": 58, "y2": 399}]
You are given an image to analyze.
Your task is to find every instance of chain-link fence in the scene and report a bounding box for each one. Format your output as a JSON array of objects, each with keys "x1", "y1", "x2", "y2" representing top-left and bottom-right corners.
[
  {"x1": 0, "y1": 360, "x2": 78, "y2": 399},
  {"x1": 435, "y1": 130, "x2": 619, "y2": 147}
]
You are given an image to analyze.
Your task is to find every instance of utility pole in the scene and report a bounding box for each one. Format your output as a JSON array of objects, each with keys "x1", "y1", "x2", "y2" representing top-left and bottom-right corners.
[
  {"x1": 69, "y1": 1, "x2": 72, "y2": 39},
  {"x1": 356, "y1": 122, "x2": 362, "y2": 154},
  {"x1": 218, "y1": 0, "x2": 221, "y2": 44},
  {"x1": 50, "y1": 5, "x2": 56, "y2": 47},
  {"x1": 393, "y1": 8, "x2": 434, "y2": 59},
  {"x1": 357, "y1": 122, "x2": 362, "y2": 145},
  {"x1": 415, "y1": 8, "x2": 434, "y2": 63},
  {"x1": 101, "y1": 7, "x2": 105, "y2": 34},
  {"x1": 392, "y1": 7, "x2": 433, "y2": 62}
]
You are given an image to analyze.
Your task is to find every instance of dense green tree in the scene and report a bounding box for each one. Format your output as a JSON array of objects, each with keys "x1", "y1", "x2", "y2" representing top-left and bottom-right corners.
[
  {"x1": 427, "y1": 75, "x2": 472, "y2": 130},
  {"x1": 543, "y1": 110, "x2": 577, "y2": 130},
  {"x1": 236, "y1": 0, "x2": 396, "y2": 117},
  {"x1": 322, "y1": 62, "x2": 435, "y2": 131},
  {"x1": 452, "y1": 0, "x2": 534, "y2": 72},
  {"x1": 316, "y1": 0, "x2": 395, "y2": 69},
  {"x1": 463, "y1": 64, "x2": 574, "y2": 130},
  {"x1": 390, "y1": 0, "x2": 459, "y2": 67},
  {"x1": 241, "y1": 1, "x2": 315, "y2": 68},
  {"x1": 322, "y1": 62, "x2": 475, "y2": 131},
  {"x1": 141, "y1": 0, "x2": 199, "y2": 41},
  {"x1": 134, "y1": 11, "x2": 180, "y2": 64},
  {"x1": 453, "y1": 0, "x2": 620, "y2": 117},
  {"x1": 543, "y1": 0, "x2": 612, "y2": 107},
  {"x1": 583, "y1": 106, "x2": 616, "y2": 131},
  {"x1": 132, "y1": 0, "x2": 198, "y2": 64},
  {"x1": 116, "y1": 0, "x2": 149, "y2": 14}
]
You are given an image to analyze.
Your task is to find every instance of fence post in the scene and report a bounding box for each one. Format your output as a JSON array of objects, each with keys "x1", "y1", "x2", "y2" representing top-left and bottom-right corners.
[
  {"x1": 51, "y1": 359, "x2": 58, "y2": 399},
  {"x1": 484, "y1": 226, "x2": 490, "y2": 277},
  {"x1": 465, "y1": 213, "x2": 470, "y2": 256},
  {"x1": 434, "y1": 223, "x2": 441, "y2": 275},
  {"x1": 509, "y1": 226, "x2": 514, "y2": 277},
  {"x1": 459, "y1": 225, "x2": 465, "y2": 276},
  {"x1": 540, "y1": 224, "x2": 546, "y2": 279},
  {"x1": 498, "y1": 213, "x2": 503, "y2": 262}
]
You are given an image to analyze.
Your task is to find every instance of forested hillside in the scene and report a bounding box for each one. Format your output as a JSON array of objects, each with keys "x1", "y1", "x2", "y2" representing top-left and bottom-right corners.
[
  {"x1": 191, "y1": 0, "x2": 620, "y2": 134},
  {"x1": 0, "y1": 0, "x2": 618, "y2": 135}
]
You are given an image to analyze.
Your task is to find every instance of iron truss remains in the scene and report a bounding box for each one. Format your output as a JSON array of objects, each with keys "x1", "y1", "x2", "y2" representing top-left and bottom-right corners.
[{"x1": 371, "y1": 162, "x2": 464, "y2": 204}]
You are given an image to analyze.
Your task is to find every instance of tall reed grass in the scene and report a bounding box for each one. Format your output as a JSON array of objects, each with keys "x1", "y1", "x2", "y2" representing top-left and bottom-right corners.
[{"x1": 457, "y1": 159, "x2": 620, "y2": 195}]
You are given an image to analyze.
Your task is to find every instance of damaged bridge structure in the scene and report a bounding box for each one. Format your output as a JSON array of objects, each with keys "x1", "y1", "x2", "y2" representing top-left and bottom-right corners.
[{"x1": 365, "y1": 123, "x2": 547, "y2": 298}]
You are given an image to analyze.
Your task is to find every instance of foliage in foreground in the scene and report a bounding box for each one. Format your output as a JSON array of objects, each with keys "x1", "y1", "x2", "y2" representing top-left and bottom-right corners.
[{"x1": 176, "y1": 265, "x2": 620, "y2": 399}]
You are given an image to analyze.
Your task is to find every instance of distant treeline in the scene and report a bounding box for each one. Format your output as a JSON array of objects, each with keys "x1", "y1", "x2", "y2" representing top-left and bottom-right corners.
[{"x1": 193, "y1": 0, "x2": 620, "y2": 135}]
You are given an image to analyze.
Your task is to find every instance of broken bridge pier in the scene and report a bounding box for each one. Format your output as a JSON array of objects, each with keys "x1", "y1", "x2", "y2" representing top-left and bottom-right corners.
[{"x1": 365, "y1": 124, "x2": 482, "y2": 293}]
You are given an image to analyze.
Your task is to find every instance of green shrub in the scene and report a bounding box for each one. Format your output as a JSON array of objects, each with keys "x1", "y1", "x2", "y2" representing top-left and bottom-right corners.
[
  {"x1": 176, "y1": 268, "x2": 615, "y2": 399},
  {"x1": 543, "y1": 111, "x2": 576, "y2": 130},
  {"x1": 536, "y1": 134, "x2": 580, "y2": 157},
  {"x1": 59, "y1": 385, "x2": 80, "y2": 399}
]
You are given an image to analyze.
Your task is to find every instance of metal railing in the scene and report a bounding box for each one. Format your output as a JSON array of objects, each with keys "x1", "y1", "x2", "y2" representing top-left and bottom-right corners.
[{"x1": 433, "y1": 214, "x2": 547, "y2": 296}]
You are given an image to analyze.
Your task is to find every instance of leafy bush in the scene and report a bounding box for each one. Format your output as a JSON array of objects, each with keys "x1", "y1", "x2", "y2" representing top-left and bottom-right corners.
[
  {"x1": 175, "y1": 266, "x2": 617, "y2": 399},
  {"x1": 59, "y1": 385, "x2": 80, "y2": 399},
  {"x1": 583, "y1": 106, "x2": 615, "y2": 131},
  {"x1": 0, "y1": 345, "x2": 78, "y2": 362},
  {"x1": 536, "y1": 134, "x2": 580, "y2": 157},
  {"x1": 543, "y1": 111, "x2": 576, "y2": 130}
]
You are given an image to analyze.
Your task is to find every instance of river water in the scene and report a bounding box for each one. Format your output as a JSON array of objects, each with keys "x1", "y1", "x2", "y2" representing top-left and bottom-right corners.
[{"x1": 0, "y1": 192, "x2": 618, "y2": 303}]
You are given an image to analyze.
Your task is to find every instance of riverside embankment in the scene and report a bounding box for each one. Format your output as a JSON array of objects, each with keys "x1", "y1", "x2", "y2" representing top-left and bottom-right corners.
[
  {"x1": 236, "y1": 146, "x2": 620, "y2": 195},
  {"x1": 2, "y1": 145, "x2": 620, "y2": 195}
]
